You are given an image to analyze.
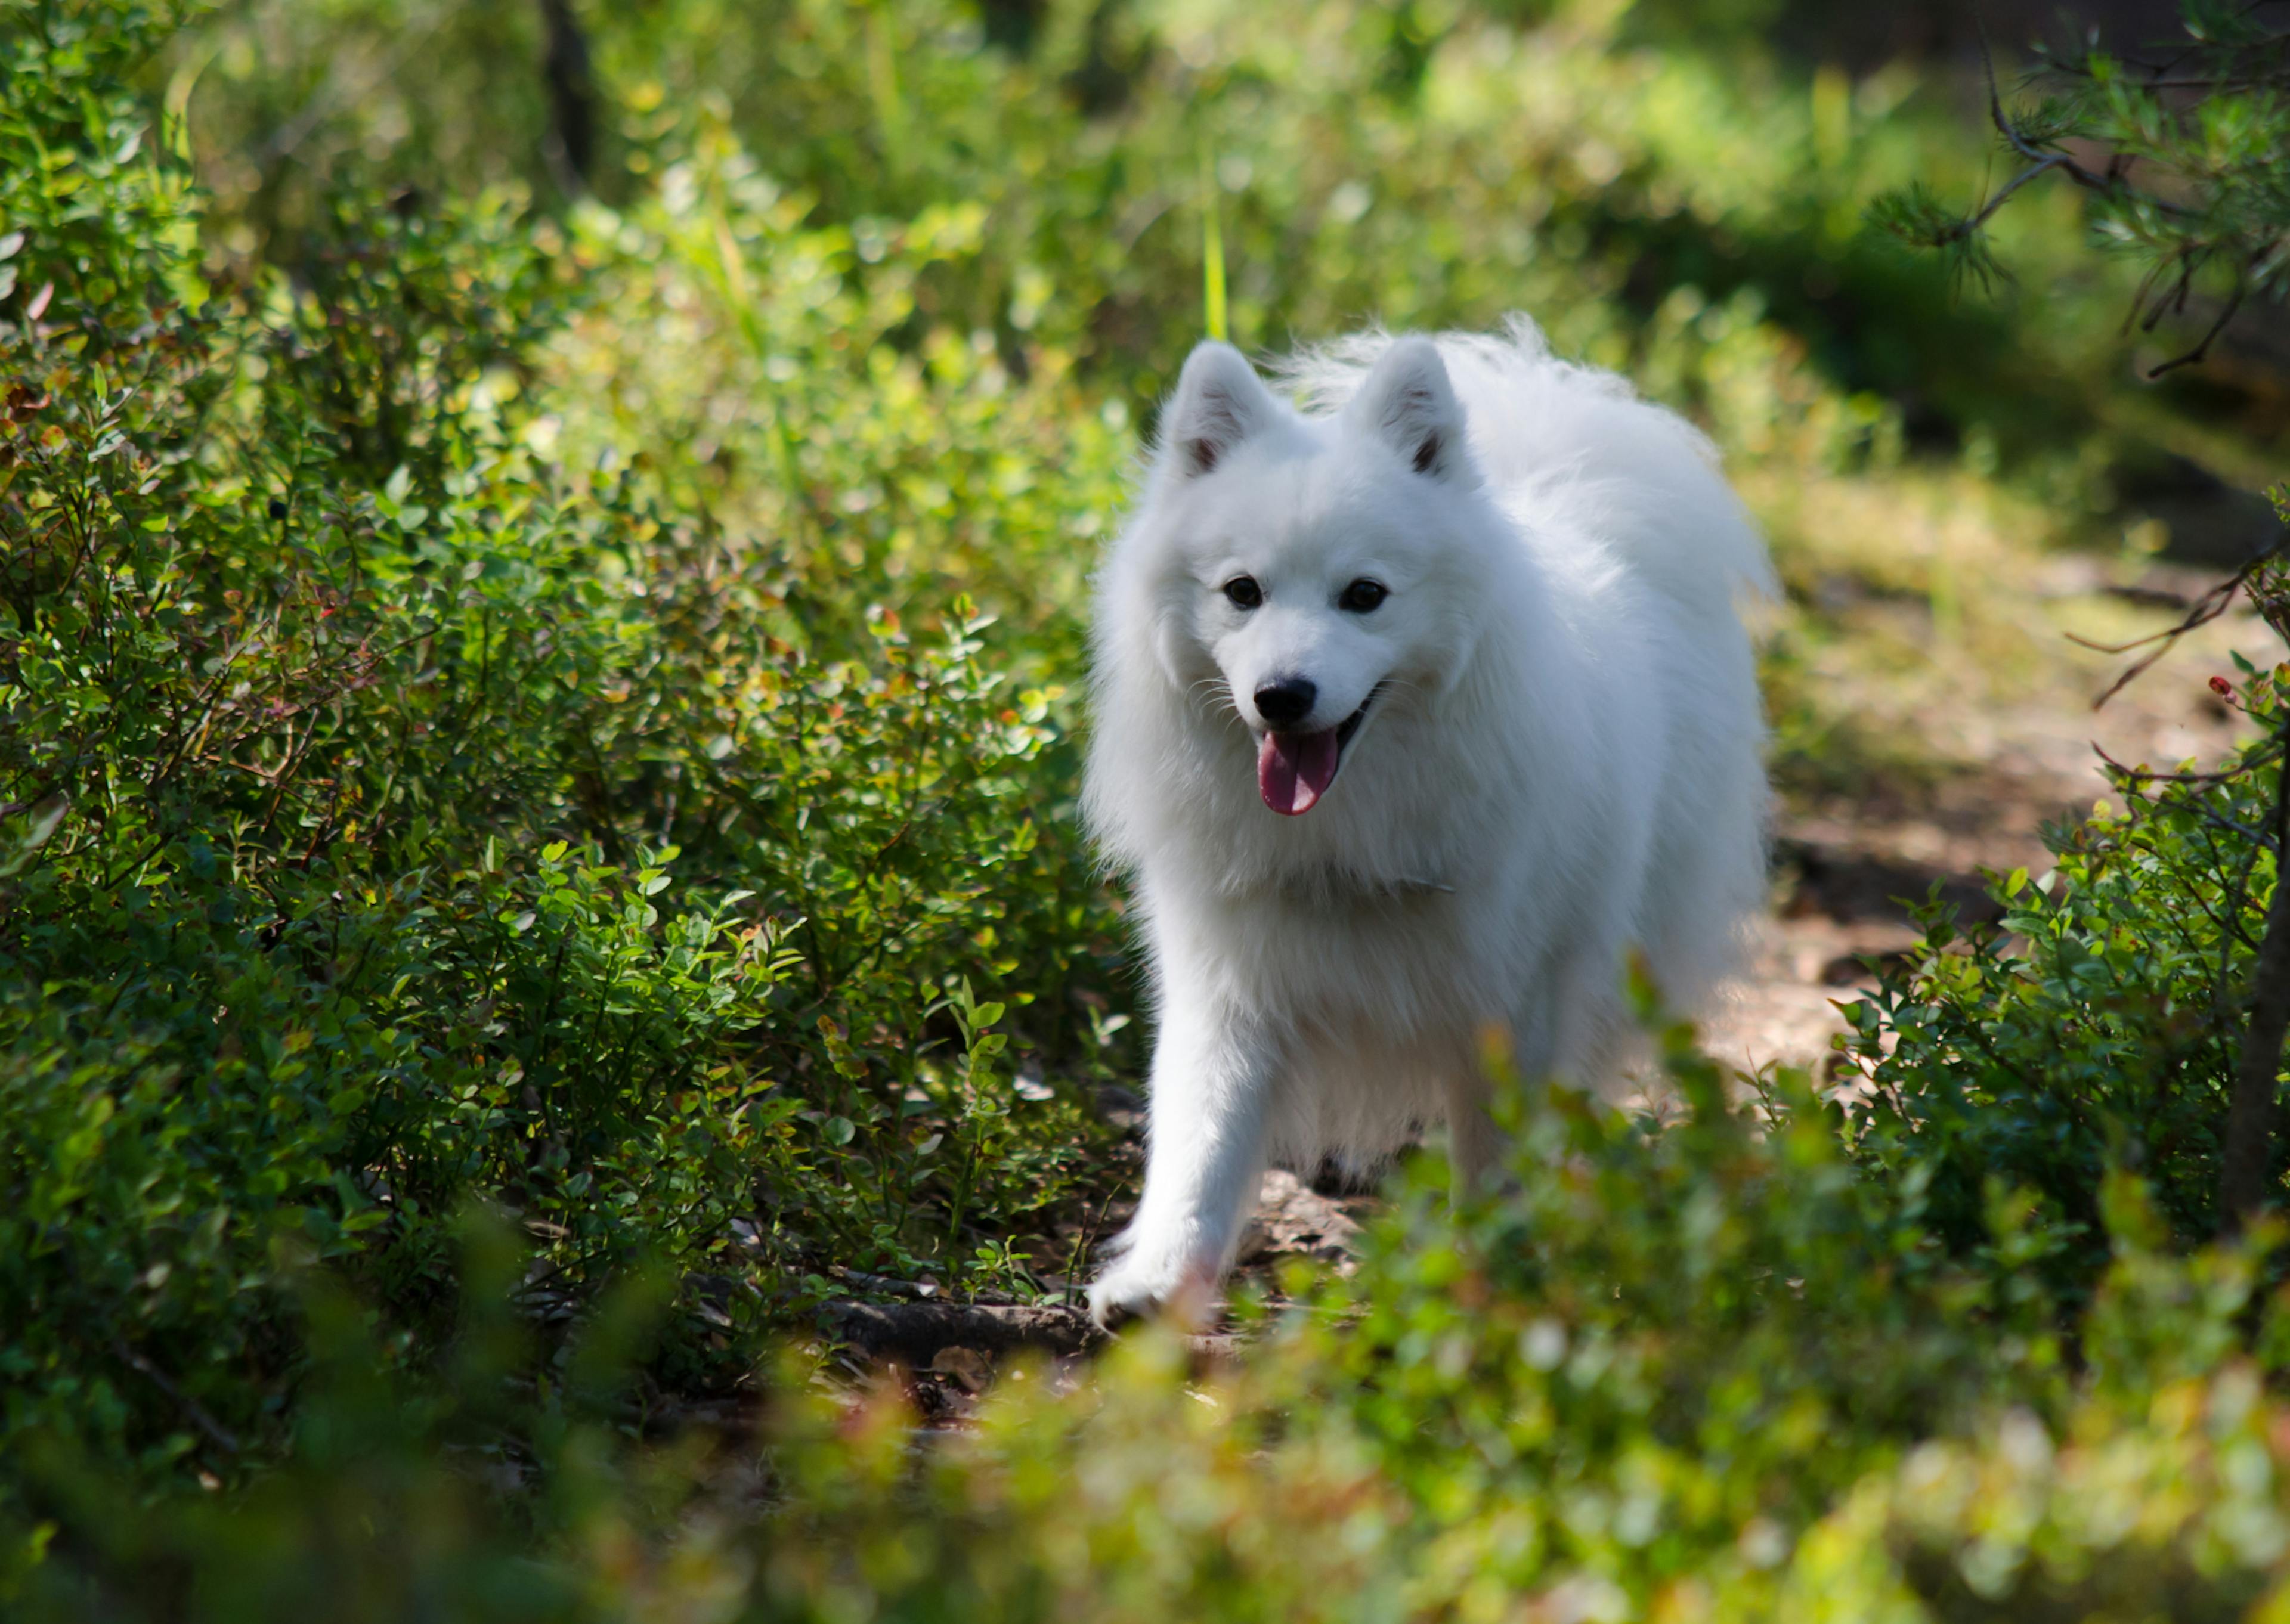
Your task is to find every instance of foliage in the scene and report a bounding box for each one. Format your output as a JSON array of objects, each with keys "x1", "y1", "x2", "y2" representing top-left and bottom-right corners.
[
  {"x1": 180, "y1": 0, "x2": 2153, "y2": 460},
  {"x1": 1843, "y1": 0, "x2": 2290, "y2": 1290},
  {"x1": 1833, "y1": 671, "x2": 2274, "y2": 1275},
  {"x1": 18, "y1": 1044, "x2": 2290, "y2": 1621},
  {"x1": 1870, "y1": 0, "x2": 2290, "y2": 374},
  {"x1": 1834, "y1": 473, "x2": 2290, "y2": 1287},
  {"x1": 1, "y1": 0, "x2": 1131, "y2": 1494},
  {"x1": 11, "y1": 0, "x2": 2290, "y2": 1617}
]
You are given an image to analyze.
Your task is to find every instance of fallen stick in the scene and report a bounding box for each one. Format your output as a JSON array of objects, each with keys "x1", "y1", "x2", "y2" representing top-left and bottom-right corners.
[{"x1": 823, "y1": 1300, "x2": 1107, "y2": 1363}]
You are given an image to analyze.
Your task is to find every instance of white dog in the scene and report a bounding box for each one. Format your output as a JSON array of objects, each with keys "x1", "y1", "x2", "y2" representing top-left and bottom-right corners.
[{"x1": 1081, "y1": 318, "x2": 1772, "y2": 1326}]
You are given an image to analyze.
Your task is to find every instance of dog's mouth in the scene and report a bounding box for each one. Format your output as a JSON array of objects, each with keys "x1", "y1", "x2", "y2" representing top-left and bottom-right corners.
[{"x1": 1255, "y1": 685, "x2": 1382, "y2": 816}]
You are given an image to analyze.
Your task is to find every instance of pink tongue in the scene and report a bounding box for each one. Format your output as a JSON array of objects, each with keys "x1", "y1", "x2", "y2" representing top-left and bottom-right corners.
[{"x1": 1257, "y1": 729, "x2": 1342, "y2": 816}]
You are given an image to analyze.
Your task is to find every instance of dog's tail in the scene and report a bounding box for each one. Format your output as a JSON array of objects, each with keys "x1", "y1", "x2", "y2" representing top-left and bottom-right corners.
[{"x1": 1278, "y1": 316, "x2": 1777, "y2": 623}]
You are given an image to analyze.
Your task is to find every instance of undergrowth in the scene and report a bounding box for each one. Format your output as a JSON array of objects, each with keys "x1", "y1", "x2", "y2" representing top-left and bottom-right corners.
[{"x1": 8, "y1": 1, "x2": 2290, "y2": 1619}]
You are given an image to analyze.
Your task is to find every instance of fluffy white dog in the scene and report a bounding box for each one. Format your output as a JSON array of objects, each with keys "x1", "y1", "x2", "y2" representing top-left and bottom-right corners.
[{"x1": 1082, "y1": 318, "x2": 1773, "y2": 1326}]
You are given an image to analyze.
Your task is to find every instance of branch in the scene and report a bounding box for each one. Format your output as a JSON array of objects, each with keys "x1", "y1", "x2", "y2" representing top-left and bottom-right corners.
[
  {"x1": 2097, "y1": 742, "x2": 2280, "y2": 806},
  {"x1": 2092, "y1": 740, "x2": 2284, "y2": 788},
  {"x1": 1980, "y1": 32, "x2": 2193, "y2": 216},
  {"x1": 112, "y1": 1338, "x2": 240, "y2": 1457},
  {"x1": 1983, "y1": 42, "x2": 2127, "y2": 200},
  {"x1": 822, "y1": 1300, "x2": 1106, "y2": 1362},
  {"x1": 2149, "y1": 278, "x2": 2249, "y2": 377},
  {"x1": 1961, "y1": 155, "x2": 2068, "y2": 235},
  {"x1": 2071, "y1": 540, "x2": 2282, "y2": 708}
]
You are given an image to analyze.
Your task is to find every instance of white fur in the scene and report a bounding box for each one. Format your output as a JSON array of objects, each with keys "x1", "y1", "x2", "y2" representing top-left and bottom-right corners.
[{"x1": 1083, "y1": 317, "x2": 1774, "y2": 1325}]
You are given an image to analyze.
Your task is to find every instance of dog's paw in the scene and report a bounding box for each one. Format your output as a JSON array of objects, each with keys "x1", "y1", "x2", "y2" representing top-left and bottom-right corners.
[{"x1": 1086, "y1": 1250, "x2": 1218, "y2": 1330}]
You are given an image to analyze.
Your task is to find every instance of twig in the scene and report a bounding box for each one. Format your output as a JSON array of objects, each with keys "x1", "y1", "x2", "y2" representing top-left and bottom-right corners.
[
  {"x1": 2073, "y1": 541, "x2": 2282, "y2": 708},
  {"x1": 112, "y1": 1338, "x2": 240, "y2": 1456},
  {"x1": 2149, "y1": 279, "x2": 2249, "y2": 377},
  {"x1": 831, "y1": 1266, "x2": 940, "y2": 1300},
  {"x1": 2094, "y1": 740, "x2": 2285, "y2": 792},
  {"x1": 1062, "y1": 1179, "x2": 1127, "y2": 1310},
  {"x1": 2179, "y1": 795, "x2": 2279, "y2": 857},
  {"x1": 1981, "y1": 35, "x2": 2154, "y2": 205},
  {"x1": 1958, "y1": 154, "x2": 2068, "y2": 237}
]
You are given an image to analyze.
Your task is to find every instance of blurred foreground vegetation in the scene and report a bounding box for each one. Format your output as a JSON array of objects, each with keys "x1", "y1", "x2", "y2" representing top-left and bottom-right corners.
[{"x1": 7, "y1": 0, "x2": 2290, "y2": 1616}]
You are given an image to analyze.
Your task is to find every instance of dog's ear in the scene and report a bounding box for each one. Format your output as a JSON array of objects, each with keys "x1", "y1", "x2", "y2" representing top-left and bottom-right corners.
[
  {"x1": 1159, "y1": 341, "x2": 1277, "y2": 478},
  {"x1": 1348, "y1": 336, "x2": 1468, "y2": 481}
]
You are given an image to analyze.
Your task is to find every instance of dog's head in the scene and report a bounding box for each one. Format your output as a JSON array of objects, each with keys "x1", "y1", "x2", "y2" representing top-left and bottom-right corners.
[{"x1": 1134, "y1": 336, "x2": 1494, "y2": 816}]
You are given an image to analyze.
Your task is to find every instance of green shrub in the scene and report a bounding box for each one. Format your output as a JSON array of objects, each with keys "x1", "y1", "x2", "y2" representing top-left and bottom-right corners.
[
  {"x1": 18, "y1": 1039, "x2": 2290, "y2": 1622},
  {"x1": 184, "y1": 0, "x2": 2134, "y2": 461},
  {"x1": 14, "y1": 0, "x2": 2290, "y2": 1616},
  {"x1": 1834, "y1": 643, "x2": 2290, "y2": 1285},
  {"x1": 1, "y1": 0, "x2": 1131, "y2": 1489}
]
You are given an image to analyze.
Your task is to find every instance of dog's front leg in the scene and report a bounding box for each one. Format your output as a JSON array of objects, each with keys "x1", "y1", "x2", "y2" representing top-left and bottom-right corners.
[{"x1": 1088, "y1": 993, "x2": 1275, "y2": 1328}]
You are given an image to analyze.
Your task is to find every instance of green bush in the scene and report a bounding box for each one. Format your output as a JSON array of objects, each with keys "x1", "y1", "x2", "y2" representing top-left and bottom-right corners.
[
  {"x1": 18, "y1": 1038, "x2": 2290, "y2": 1622},
  {"x1": 185, "y1": 0, "x2": 2137, "y2": 458},
  {"x1": 12, "y1": 0, "x2": 2290, "y2": 1617},
  {"x1": 1835, "y1": 641, "x2": 2290, "y2": 1286},
  {"x1": 2, "y1": 0, "x2": 1131, "y2": 1487}
]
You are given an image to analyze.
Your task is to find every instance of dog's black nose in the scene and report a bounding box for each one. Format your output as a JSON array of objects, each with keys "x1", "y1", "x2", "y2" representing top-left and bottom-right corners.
[{"x1": 1253, "y1": 677, "x2": 1317, "y2": 729}]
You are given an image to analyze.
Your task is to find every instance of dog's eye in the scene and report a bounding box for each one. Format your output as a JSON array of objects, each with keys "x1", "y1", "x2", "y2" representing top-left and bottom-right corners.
[
  {"x1": 1338, "y1": 578, "x2": 1388, "y2": 613},
  {"x1": 1223, "y1": 575, "x2": 1264, "y2": 610}
]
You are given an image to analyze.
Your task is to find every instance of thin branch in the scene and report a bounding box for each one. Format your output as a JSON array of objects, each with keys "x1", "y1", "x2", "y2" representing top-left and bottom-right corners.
[
  {"x1": 2149, "y1": 279, "x2": 2249, "y2": 377},
  {"x1": 2137, "y1": 251, "x2": 2202, "y2": 336},
  {"x1": 1979, "y1": 30, "x2": 2196, "y2": 217},
  {"x1": 2094, "y1": 742, "x2": 2286, "y2": 788},
  {"x1": 2072, "y1": 541, "x2": 2281, "y2": 708},
  {"x1": 2177, "y1": 793, "x2": 2277, "y2": 857},
  {"x1": 1961, "y1": 155, "x2": 2068, "y2": 235},
  {"x1": 112, "y1": 1338, "x2": 240, "y2": 1456}
]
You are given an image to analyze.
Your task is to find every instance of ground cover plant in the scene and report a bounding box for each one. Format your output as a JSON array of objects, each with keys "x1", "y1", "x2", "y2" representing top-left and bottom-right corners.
[
  {"x1": 2, "y1": 0, "x2": 1133, "y2": 1479},
  {"x1": 7, "y1": 0, "x2": 2290, "y2": 1617}
]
